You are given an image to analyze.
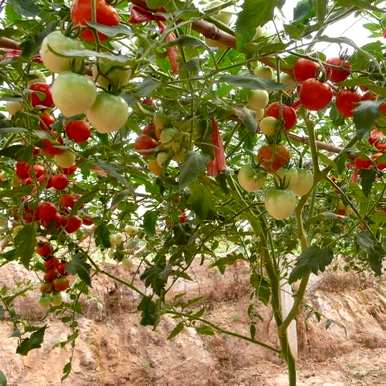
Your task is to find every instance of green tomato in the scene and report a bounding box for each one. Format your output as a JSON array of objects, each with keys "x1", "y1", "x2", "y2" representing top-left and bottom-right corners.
[
  {"x1": 248, "y1": 89, "x2": 269, "y2": 111},
  {"x1": 265, "y1": 189, "x2": 297, "y2": 220},
  {"x1": 254, "y1": 66, "x2": 273, "y2": 80},
  {"x1": 124, "y1": 225, "x2": 138, "y2": 236},
  {"x1": 92, "y1": 59, "x2": 131, "y2": 90},
  {"x1": 160, "y1": 128, "x2": 180, "y2": 149},
  {"x1": 52, "y1": 72, "x2": 97, "y2": 117},
  {"x1": 238, "y1": 166, "x2": 266, "y2": 192},
  {"x1": 110, "y1": 233, "x2": 125, "y2": 247},
  {"x1": 86, "y1": 92, "x2": 129, "y2": 134},
  {"x1": 290, "y1": 169, "x2": 314, "y2": 196},
  {"x1": 274, "y1": 168, "x2": 299, "y2": 189},
  {"x1": 6, "y1": 100, "x2": 23, "y2": 115},
  {"x1": 54, "y1": 150, "x2": 76, "y2": 168},
  {"x1": 40, "y1": 31, "x2": 84, "y2": 73},
  {"x1": 259, "y1": 116, "x2": 279, "y2": 136},
  {"x1": 156, "y1": 152, "x2": 169, "y2": 168},
  {"x1": 255, "y1": 108, "x2": 265, "y2": 122},
  {"x1": 51, "y1": 293, "x2": 63, "y2": 307}
]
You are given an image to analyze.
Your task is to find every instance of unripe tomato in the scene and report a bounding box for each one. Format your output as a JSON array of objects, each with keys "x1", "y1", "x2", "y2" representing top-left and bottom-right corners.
[
  {"x1": 255, "y1": 108, "x2": 265, "y2": 122},
  {"x1": 65, "y1": 120, "x2": 91, "y2": 144},
  {"x1": 44, "y1": 257, "x2": 59, "y2": 270},
  {"x1": 148, "y1": 160, "x2": 162, "y2": 176},
  {"x1": 110, "y1": 232, "x2": 124, "y2": 247},
  {"x1": 264, "y1": 102, "x2": 297, "y2": 131},
  {"x1": 259, "y1": 116, "x2": 279, "y2": 136},
  {"x1": 44, "y1": 269, "x2": 59, "y2": 282},
  {"x1": 40, "y1": 283, "x2": 53, "y2": 294},
  {"x1": 156, "y1": 152, "x2": 169, "y2": 168},
  {"x1": 52, "y1": 72, "x2": 97, "y2": 117},
  {"x1": 64, "y1": 215, "x2": 82, "y2": 233},
  {"x1": 86, "y1": 92, "x2": 129, "y2": 133},
  {"x1": 257, "y1": 144, "x2": 290, "y2": 173},
  {"x1": 265, "y1": 189, "x2": 297, "y2": 220},
  {"x1": 37, "y1": 202, "x2": 57, "y2": 223},
  {"x1": 54, "y1": 150, "x2": 76, "y2": 168},
  {"x1": 299, "y1": 79, "x2": 332, "y2": 111},
  {"x1": 293, "y1": 58, "x2": 319, "y2": 82},
  {"x1": 248, "y1": 90, "x2": 269, "y2": 111},
  {"x1": 237, "y1": 165, "x2": 266, "y2": 192},
  {"x1": 336, "y1": 90, "x2": 361, "y2": 118},
  {"x1": 15, "y1": 161, "x2": 31, "y2": 179},
  {"x1": 92, "y1": 58, "x2": 131, "y2": 89},
  {"x1": 160, "y1": 128, "x2": 179, "y2": 149},
  {"x1": 36, "y1": 242, "x2": 54, "y2": 257},
  {"x1": 40, "y1": 31, "x2": 84, "y2": 73},
  {"x1": 124, "y1": 225, "x2": 138, "y2": 236},
  {"x1": 39, "y1": 111, "x2": 55, "y2": 130},
  {"x1": 50, "y1": 174, "x2": 69, "y2": 190},
  {"x1": 254, "y1": 66, "x2": 273, "y2": 80},
  {"x1": 29, "y1": 83, "x2": 54, "y2": 108},
  {"x1": 53, "y1": 277, "x2": 70, "y2": 292},
  {"x1": 274, "y1": 168, "x2": 298, "y2": 188},
  {"x1": 135, "y1": 135, "x2": 158, "y2": 155},
  {"x1": 325, "y1": 57, "x2": 351, "y2": 83},
  {"x1": 6, "y1": 100, "x2": 23, "y2": 115},
  {"x1": 289, "y1": 169, "x2": 314, "y2": 196}
]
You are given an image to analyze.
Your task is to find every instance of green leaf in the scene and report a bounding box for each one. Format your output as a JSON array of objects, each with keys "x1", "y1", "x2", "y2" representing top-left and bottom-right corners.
[
  {"x1": 188, "y1": 182, "x2": 213, "y2": 220},
  {"x1": 0, "y1": 370, "x2": 6, "y2": 386},
  {"x1": 0, "y1": 145, "x2": 33, "y2": 162},
  {"x1": 250, "y1": 272, "x2": 271, "y2": 305},
  {"x1": 52, "y1": 48, "x2": 128, "y2": 63},
  {"x1": 94, "y1": 224, "x2": 111, "y2": 249},
  {"x1": 143, "y1": 210, "x2": 158, "y2": 236},
  {"x1": 293, "y1": 0, "x2": 315, "y2": 21},
  {"x1": 138, "y1": 296, "x2": 160, "y2": 326},
  {"x1": 315, "y1": 0, "x2": 327, "y2": 24},
  {"x1": 179, "y1": 151, "x2": 209, "y2": 188},
  {"x1": 168, "y1": 322, "x2": 184, "y2": 339},
  {"x1": 359, "y1": 168, "x2": 376, "y2": 197},
  {"x1": 356, "y1": 231, "x2": 384, "y2": 275},
  {"x1": 195, "y1": 325, "x2": 215, "y2": 335},
  {"x1": 0, "y1": 127, "x2": 28, "y2": 135},
  {"x1": 86, "y1": 22, "x2": 132, "y2": 37},
  {"x1": 236, "y1": 0, "x2": 281, "y2": 51},
  {"x1": 353, "y1": 101, "x2": 380, "y2": 137},
  {"x1": 16, "y1": 326, "x2": 46, "y2": 355},
  {"x1": 14, "y1": 224, "x2": 36, "y2": 267},
  {"x1": 210, "y1": 253, "x2": 244, "y2": 274},
  {"x1": 220, "y1": 75, "x2": 285, "y2": 91},
  {"x1": 67, "y1": 253, "x2": 92, "y2": 287},
  {"x1": 0, "y1": 305, "x2": 4, "y2": 320},
  {"x1": 61, "y1": 362, "x2": 72, "y2": 382},
  {"x1": 8, "y1": 0, "x2": 39, "y2": 17},
  {"x1": 289, "y1": 246, "x2": 334, "y2": 283}
]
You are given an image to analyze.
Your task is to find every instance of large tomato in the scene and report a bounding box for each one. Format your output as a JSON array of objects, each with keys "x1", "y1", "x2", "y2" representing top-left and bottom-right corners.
[
  {"x1": 325, "y1": 57, "x2": 351, "y2": 82},
  {"x1": 86, "y1": 92, "x2": 129, "y2": 133},
  {"x1": 257, "y1": 144, "x2": 290, "y2": 173},
  {"x1": 92, "y1": 58, "x2": 131, "y2": 90},
  {"x1": 29, "y1": 83, "x2": 54, "y2": 108},
  {"x1": 287, "y1": 169, "x2": 314, "y2": 196},
  {"x1": 54, "y1": 150, "x2": 76, "y2": 168},
  {"x1": 293, "y1": 58, "x2": 319, "y2": 83},
  {"x1": 265, "y1": 189, "x2": 297, "y2": 220},
  {"x1": 40, "y1": 31, "x2": 84, "y2": 73},
  {"x1": 299, "y1": 79, "x2": 332, "y2": 111},
  {"x1": 336, "y1": 90, "x2": 361, "y2": 117},
  {"x1": 264, "y1": 102, "x2": 297, "y2": 131},
  {"x1": 52, "y1": 72, "x2": 97, "y2": 117},
  {"x1": 237, "y1": 166, "x2": 266, "y2": 192}
]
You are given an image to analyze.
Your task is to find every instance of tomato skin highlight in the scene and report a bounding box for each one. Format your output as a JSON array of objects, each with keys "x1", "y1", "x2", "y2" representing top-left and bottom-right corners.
[
  {"x1": 299, "y1": 79, "x2": 332, "y2": 111},
  {"x1": 293, "y1": 58, "x2": 319, "y2": 83},
  {"x1": 336, "y1": 90, "x2": 361, "y2": 118},
  {"x1": 264, "y1": 102, "x2": 297, "y2": 131},
  {"x1": 257, "y1": 144, "x2": 290, "y2": 173},
  {"x1": 265, "y1": 189, "x2": 297, "y2": 220},
  {"x1": 325, "y1": 57, "x2": 351, "y2": 82},
  {"x1": 65, "y1": 120, "x2": 91, "y2": 144}
]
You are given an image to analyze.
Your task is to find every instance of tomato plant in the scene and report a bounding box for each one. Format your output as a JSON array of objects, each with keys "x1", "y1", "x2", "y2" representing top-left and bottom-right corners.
[{"x1": 0, "y1": 1, "x2": 385, "y2": 386}]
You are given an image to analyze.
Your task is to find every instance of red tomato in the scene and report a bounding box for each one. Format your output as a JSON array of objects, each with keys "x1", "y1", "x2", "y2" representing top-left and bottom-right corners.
[
  {"x1": 37, "y1": 202, "x2": 57, "y2": 223},
  {"x1": 257, "y1": 144, "x2": 290, "y2": 173},
  {"x1": 354, "y1": 156, "x2": 372, "y2": 170},
  {"x1": 361, "y1": 91, "x2": 376, "y2": 101},
  {"x1": 29, "y1": 83, "x2": 54, "y2": 108},
  {"x1": 15, "y1": 161, "x2": 31, "y2": 179},
  {"x1": 369, "y1": 129, "x2": 386, "y2": 152},
  {"x1": 36, "y1": 242, "x2": 53, "y2": 257},
  {"x1": 50, "y1": 174, "x2": 69, "y2": 190},
  {"x1": 325, "y1": 58, "x2": 351, "y2": 82},
  {"x1": 134, "y1": 135, "x2": 158, "y2": 154},
  {"x1": 64, "y1": 215, "x2": 82, "y2": 233},
  {"x1": 44, "y1": 269, "x2": 59, "y2": 282},
  {"x1": 32, "y1": 164, "x2": 45, "y2": 178},
  {"x1": 44, "y1": 257, "x2": 59, "y2": 270},
  {"x1": 293, "y1": 58, "x2": 319, "y2": 82},
  {"x1": 299, "y1": 79, "x2": 332, "y2": 111},
  {"x1": 62, "y1": 165, "x2": 77, "y2": 175},
  {"x1": 41, "y1": 139, "x2": 63, "y2": 156},
  {"x1": 264, "y1": 102, "x2": 297, "y2": 131},
  {"x1": 57, "y1": 262, "x2": 67, "y2": 275},
  {"x1": 178, "y1": 212, "x2": 188, "y2": 224},
  {"x1": 82, "y1": 216, "x2": 94, "y2": 225},
  {"x1": 143, "y1": 123, "x2": 156, "y2": 138},
  {"x1": 373, "y1": 153, "x2": 386, "y2": 170},
  {"x1": 22, "y1": 205, "x2": 36, "y2": 223},
  {"x1": 65, "y1": 120, "x2": 91, "y2": 144},
  {"x1": 59, "y1": 194, "x2": 78, "y2": 209},
  {"x1": 53, "y1": 277, "x2": 70, "y2": 292},
  {"x1": 379, "y1": 103, "x2": 386, "y2": 115},
  {"x1": 336, "y1": 90, "x2": 361, "y2": 118},
  {"x1": 39, "y1": 111, "x2": 55, "y2": 130}
]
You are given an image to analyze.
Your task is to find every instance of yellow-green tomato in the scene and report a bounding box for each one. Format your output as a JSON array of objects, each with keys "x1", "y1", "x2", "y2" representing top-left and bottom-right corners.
[
  {"x1": 238, "y1": 165, "x2": 266, "y2": 192},
  {"x1": 248, "y1": 89, "x2": 269, "y2": 111},
  {"x1": 290, "y1": 169, "x2": 313, "y2": 196},
  {"x1": 160, "y1": 128, "x2": 179, "y2": 149},
  {"x1": 54, "y1": 150, "x2": 76, "y2": 168},
  {"x1": 265, "y1": 189, "x2": 297, "y2": 220},
  {"x1": 259, "y1": 116, "x2": 278, "y2": 136},
  {"x1": 52, "y1": 72, "x2": 97, "y2": 117},
  {"x1": 280, "y1": 73, "x2": 297, "y2": 93},
  {"x1": 110, "y1": 233, "x2": 124, "y2": 247},
  {"x1": 156, "y1": 152, "x2": 169, "y2": 168},
  {"x1": 40, "y1": 31, "x2": 84, "y2": 73},
  {"x1": 255, "y1": 108, "x2": 265, "y2": 121},
  {"x1": 86, "y1": 92, "x2": 129, "y2": 134},
  {"x1": 254, "y1": 66, "x2": 273, "y2": 80},
  {"x1": 124, "y1": 225, "x2": 138, "y2": 236},
  {"x1": 6, "y1": 101, "x2": 23, "y2": 116},
  {"x1": 92, "y1": 59, "x2": 131, "y2": 90}
]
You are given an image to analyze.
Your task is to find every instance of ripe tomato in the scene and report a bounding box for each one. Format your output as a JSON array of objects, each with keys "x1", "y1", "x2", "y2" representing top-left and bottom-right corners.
[
  {"x1": 293, "y1": 58, "x2": 319, "y2": 83},
  {"x1": 379, "y1": 103, "x2": 386, "y2": 115},
  {"x1": 50, "y1": 174, "x2": 69, "y2": 190},
  {"x1": 92, "y1": 58, "x2": 131, "y2": 90},
  {"x1": 41, "y1": 139, "x2": 63, "y2": 156},
  {"x1": 44, "y1": 269, "x2": 59, "y2": 282},
  {"x1": 64, "y1": 215, "x2": 82, "y2": 233},
  {"x1": 32, "y1": 164, "x2": 45, "y2": 179},
  {"x1": 39, "y1": 111, "x2": 55, "y2": 130},
  {"x1": 62, "y1": 165, "x2": 77, "y2": 175},
  {"x1": 325, "y1": 58, "x2": 351, "y2": 82},
  {"x1": 259, "y1": 116, "x2": 278, "y2": 136},
  {"x1": 86, "y1": 92, "x2": 129, "y2": 133},
  {"x1": 354, "y1": 155, "x2": 372, "y2": 170},
  {"x1": 40, "y1": 31, "x2": 84, "y2": 73},
  {"x1": 59, "y1": 194, "x2": 79, "y2": 209},
  {"x1": 265, "y1": 189, "x2": 297, "y2": 220},
  {"x1": 44, "y1": 257, "x2": 59, "y2": 270},
  {"x1": 134, "y1": 135, "x2": 158, "y2": 155},
  {"x1": 29, "y1": 83, "x2": 54, "y2": 108},
  {"x1": 53, "y1": 277, "x2": 70, "y2": 291},
  {"x1": 54, "y1": 150, "x2": 76, "y2": 168},
  {"x1": 369, "y1": 129, "x2": 386, "y2": 152},
  {"x1": 257, "y1": 144, "x2": 290, "y2": 173},
  {"x1": 65, "y1": 120, "x2": 91, "y2": 144},
  {"x1": 143, "y1": 123, "x2": 156, "y2": 138},
  {"x1": 248, "y1": 90, "x2": 269, "y2": 111},
  {"x1": 299, "y1": 79, "x2": 332, "y2": 111},
  {"x1": 15, "y1": 161, "x2": 31, "y2": 179},
  {"x1": 178, "y1": 211, "x2": 188, "y2": 224},
  {"x1": 37, "y1": 202, "x2": 58, "y2": 223},
  {"x1": 264, "y1": 102, "x2": 297, "y2": 131},
  {"x1": 52, "y1": 72, "x2": 97, "y2": 117},
  {"x1": 71, "y1": 0, "x2": 120, "y2": 42},
  {"x1": 336, "y1": 90, "x2": 361, "y2": 118},
  {"x1": 361, "y1": 91, "x2": 376, "y2": 101},
  {"x1": 237, "y1": 165, "x2": 266, "y2": 192},
  {"x1": 82, "y1": 216, "x2": 94, "y2": 225},
  {"x1": 373, "y1": 153, "x2": 386, "y2": 170},
  {"x1": 36, "y1": 242, "x2": 54, "y2": 257},
  {"x1": 57, "y1": 262, "x2": 67, "y2": 275}
]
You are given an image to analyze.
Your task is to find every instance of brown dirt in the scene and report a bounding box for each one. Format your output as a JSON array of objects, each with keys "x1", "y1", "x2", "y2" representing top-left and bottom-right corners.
[{"x1": 0, "y1": 261, "x2": 385, "y2": 386}]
